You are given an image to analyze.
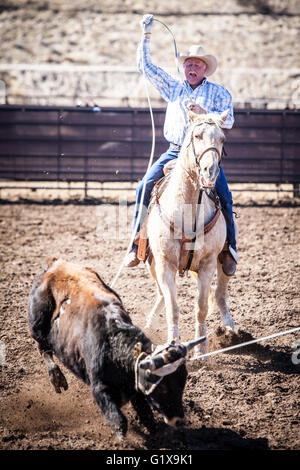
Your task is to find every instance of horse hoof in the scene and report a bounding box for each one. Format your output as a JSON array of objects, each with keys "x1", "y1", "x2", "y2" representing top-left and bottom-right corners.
[
  {"x1": 224, "y1": 324, "x2": 234, "y2": 332},
  {"x1": 223, "y1": 318, "x2": 235, "y2": 332}
]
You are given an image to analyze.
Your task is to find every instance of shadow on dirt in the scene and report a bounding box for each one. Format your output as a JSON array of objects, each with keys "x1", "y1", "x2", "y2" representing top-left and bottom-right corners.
[
  {"x1": 209, "y1": 327, "x2": 300, "y2": 375},
  {"x1": 133, "y1": 423, "x2": 269, "y2": 450},
  {"x1": 0, "y1": 197, "x2": 299, "y2": 208},
  {"x1": 0, "y1": 197, "x2": 132, "y2": 206}
]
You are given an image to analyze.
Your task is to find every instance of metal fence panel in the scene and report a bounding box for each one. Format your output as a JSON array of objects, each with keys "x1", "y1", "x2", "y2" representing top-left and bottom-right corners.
[{"x1": 0, "y1": 105, "x2": 299, "y2": 186}]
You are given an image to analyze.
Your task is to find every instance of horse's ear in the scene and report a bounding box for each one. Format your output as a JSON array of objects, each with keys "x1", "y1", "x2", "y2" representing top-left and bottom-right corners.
[
  {"x1": 187, "y1": 109, "x2": 200, "y2": 122},
  {"x1": 219, "y1": 109, "x2": 230, "y2": 125}
]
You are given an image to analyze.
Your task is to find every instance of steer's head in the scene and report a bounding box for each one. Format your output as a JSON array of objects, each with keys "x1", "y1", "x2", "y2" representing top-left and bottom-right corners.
[{"x1": 135, "y1": 337, "x2": 206, "y2": 427}]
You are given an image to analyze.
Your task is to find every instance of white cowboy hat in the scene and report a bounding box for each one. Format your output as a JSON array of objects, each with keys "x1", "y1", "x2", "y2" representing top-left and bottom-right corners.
[{"x1": 178, "y1": 45, "x2": 218, "y2": 77}]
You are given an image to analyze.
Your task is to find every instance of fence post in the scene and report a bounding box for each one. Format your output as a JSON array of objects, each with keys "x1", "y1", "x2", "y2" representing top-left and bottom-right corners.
[
  {"x1": 280, "y1": 110, "x2": 285, "y2": 186},
  {"x1": 84, "y1": 118, "x2": 88, "y2": 199},
  {"x1": 293, "y1": 183, "x2": 300, "y2": 198},
  {"x1": 58, "y1": 109, "x2": 63, "y2": 186}
]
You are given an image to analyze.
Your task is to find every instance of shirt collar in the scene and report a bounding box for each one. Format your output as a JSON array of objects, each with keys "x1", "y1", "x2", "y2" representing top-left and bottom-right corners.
[{"x1": 185, "y1": 77, "x2": 207, "y2": 92}]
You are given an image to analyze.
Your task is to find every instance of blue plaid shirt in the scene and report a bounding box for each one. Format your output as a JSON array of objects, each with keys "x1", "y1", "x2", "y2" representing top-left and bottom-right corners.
[{"x1": 137, "y1": 38, "x2": 234, "y2": 146}]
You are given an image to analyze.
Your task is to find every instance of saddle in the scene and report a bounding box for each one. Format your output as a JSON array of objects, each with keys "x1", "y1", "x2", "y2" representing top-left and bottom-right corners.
[{"x1": 136, "y1": 165, "x2": 222, "y2": 277}]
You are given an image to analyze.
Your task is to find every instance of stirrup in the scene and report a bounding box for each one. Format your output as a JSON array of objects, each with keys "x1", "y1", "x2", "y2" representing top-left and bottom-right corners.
[{"x1": 218, "y1": 242, "x2": 237, "y2": 276}]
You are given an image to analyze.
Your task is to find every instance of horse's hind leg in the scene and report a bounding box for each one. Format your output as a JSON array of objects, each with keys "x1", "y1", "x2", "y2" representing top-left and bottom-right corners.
[
  {"x1": 145, "y1": 259, "x2": 165, "y2": 329},
  {"x1": 215, "y1": 260, "x2": 235, "y2": 331}
]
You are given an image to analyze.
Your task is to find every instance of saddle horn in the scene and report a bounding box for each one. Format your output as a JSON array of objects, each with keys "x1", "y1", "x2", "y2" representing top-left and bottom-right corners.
[{"x1": 139, "y1": 336, "x2": 206, "y2": 372}]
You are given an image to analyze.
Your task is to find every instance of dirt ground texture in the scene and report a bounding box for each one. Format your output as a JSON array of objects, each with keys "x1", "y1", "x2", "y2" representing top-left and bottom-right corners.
[{"x1": 0, "y1": 191, "x2": 299, "y2": 451}]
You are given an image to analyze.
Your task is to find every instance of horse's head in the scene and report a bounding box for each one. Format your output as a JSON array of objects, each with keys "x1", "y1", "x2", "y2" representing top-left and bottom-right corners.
[{"x1": 185, "y1": 109, "x2": 229, "y2": 189}]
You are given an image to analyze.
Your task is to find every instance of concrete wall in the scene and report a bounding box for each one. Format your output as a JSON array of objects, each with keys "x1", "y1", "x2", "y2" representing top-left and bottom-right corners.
[{"x1": 1, "y1": 0, "x2": 299, "y2": 108}]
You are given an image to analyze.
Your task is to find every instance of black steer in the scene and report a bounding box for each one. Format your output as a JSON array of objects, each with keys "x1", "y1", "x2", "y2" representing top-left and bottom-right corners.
[{"x1": 28, "y1": 258, "x2": 205, "y2": 438}]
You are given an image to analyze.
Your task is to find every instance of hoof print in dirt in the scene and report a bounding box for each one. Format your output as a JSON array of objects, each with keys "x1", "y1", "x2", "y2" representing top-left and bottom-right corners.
[{"x1": 213, "y1": 326, "x2": 240, "y2": 349}]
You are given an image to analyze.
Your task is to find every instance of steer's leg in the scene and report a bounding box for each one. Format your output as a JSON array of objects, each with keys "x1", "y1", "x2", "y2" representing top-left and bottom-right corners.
[
  {"x1": 130, "y1": 392, "x2": 156, "y2": 432},
  {"x1": 91, "y1": 382, "x2": 128, "y2": 440},
  {"x1": 194, "y1": 257, "x2": 217, "y2": 358},
  {"x1": 28, "y1": 280, "x2": 69, "y2": 392},
  {"x1": 38, "y1": 345, "x2": 68, "y2": 393}
]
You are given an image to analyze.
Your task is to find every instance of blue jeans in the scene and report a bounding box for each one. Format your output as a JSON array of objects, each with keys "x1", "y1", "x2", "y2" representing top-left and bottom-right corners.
[{"x1": 132, "y1": 145, "x2": 236, "y2": 251}]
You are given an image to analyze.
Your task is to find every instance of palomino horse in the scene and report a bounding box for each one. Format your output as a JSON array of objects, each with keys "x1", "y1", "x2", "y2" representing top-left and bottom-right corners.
[{"x1": 145, "y1": 109, "x2": 235, "y2": 358}]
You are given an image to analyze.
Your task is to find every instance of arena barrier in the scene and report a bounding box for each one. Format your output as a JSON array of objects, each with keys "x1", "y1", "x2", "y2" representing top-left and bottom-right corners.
[{"x1": 0, "y1": 105, "x2": 299, "y2": 196}]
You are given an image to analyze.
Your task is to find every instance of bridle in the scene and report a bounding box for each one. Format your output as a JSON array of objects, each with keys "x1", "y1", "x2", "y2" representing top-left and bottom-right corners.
[{"x1": 183, "y1": 121, "x2": 223, "y2": 189}]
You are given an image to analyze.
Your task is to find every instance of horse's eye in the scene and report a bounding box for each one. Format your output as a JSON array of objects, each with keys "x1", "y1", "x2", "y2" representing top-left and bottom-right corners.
[{"x1": 195, "y1": 133, "x2": 202, "y2": 140}]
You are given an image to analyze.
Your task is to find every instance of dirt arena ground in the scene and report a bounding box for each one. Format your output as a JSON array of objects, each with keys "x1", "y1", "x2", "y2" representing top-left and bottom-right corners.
[{"x1": 0, "y1": 187, "x2": 299, "y2": 451}]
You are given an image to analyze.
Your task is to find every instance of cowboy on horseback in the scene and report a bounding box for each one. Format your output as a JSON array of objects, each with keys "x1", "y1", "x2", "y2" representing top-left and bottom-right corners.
[{"x1": 125, "y1": 14, "x2": 237, "y2": 276}]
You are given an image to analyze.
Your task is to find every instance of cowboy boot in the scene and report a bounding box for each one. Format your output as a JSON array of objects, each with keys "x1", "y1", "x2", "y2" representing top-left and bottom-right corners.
[
  {"x1": 124, "y1": 244, "x2": 140, "y2": 268},
  {"x1": 218, "y1": 241, "x2": 238, "y2": 276}
]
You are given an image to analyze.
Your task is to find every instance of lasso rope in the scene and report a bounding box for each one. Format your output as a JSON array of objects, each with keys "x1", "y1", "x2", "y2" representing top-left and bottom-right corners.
[
  {"x1": 188, "y1": 326, "x2": 300, "y2": 361},
  {"x1": 111, "y1": 18, "x2": 183, "y2": 288}
]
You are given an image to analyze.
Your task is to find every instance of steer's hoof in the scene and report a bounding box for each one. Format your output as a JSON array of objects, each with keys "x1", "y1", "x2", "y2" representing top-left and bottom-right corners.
[{"x1": 49, "y1": 365, "x2": 68, "y2": 393}]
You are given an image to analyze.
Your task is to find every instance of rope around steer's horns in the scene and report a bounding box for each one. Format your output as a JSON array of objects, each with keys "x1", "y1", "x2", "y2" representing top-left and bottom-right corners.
[{"x1": 139, "y1": 336, "x2": 207, "y2": 372}]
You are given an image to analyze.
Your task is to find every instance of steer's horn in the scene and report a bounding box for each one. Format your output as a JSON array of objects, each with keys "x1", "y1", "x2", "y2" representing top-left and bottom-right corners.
[
  {"x1": 139, "y1": 336, "x2": 206, "y2": 371},
  {"x1": 139, "y1": 345, "x2": 184, "y2": 371},
  {"x1": 181, "y1": 336, "x2": 207, "y2": 352}
]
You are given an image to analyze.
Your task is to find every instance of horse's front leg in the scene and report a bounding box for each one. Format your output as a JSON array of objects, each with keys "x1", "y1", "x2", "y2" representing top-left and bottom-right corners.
[
  {"x1": 145, "y1": 258, "x2": 165, "y2": 329},
  {"x1": 194, "y1": 258, "x2": 217, "y2": 358},
  {"x1": 155, "y1": 258, "x2": 179, "y2": 343},
  {"x1": 215, "y1": 260, "x2": 235, "y2": 331}
]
